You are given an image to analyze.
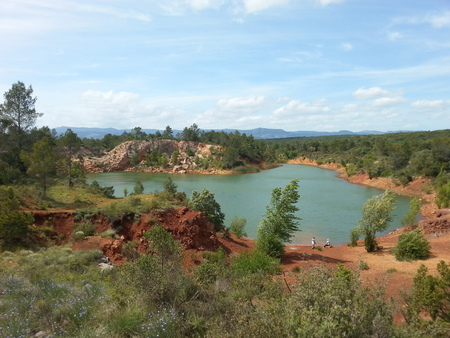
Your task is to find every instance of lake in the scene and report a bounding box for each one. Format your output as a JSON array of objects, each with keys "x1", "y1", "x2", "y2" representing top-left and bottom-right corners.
[{"x1": 87, "y1": 164, "x2": 411, "y2": 245}]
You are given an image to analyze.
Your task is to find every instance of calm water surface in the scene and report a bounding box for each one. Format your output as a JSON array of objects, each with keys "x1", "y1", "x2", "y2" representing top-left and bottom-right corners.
[{"x1": 87, "y1": 164, "x2": 411, "y2": 245}]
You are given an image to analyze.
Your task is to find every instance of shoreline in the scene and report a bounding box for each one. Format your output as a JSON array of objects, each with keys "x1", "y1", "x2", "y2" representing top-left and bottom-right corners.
[{"x1": 287, "y1": 157, "x2": 438, "y2": 241}]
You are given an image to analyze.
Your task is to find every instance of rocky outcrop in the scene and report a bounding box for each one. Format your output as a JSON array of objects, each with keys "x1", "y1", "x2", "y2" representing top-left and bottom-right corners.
[
  {"x1": 417, "y1": 208, "x2": 450, "y2": 234},
  {"x1": 79, "y1": 139, "x2": 222, "y2": 173},
  {"x1": 32, "y1": 206, "x2": 220, "y2": 264}
]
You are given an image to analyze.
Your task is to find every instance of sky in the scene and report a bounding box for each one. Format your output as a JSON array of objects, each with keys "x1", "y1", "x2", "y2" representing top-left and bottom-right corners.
[{"x1": 1, "y1": 0, "x2": 450, "y2": 132}]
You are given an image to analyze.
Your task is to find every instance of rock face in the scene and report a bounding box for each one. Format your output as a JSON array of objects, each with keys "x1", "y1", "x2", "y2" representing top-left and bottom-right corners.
[
  {"x1": 32, "y1": 207, "x2": 220, "y2": 264},
  {"x1": 80, "y1": 139, "x2": 222, "y2": 173},
  {"x1": 418, "y1": 208, "x2": 450, "y2": 234}
]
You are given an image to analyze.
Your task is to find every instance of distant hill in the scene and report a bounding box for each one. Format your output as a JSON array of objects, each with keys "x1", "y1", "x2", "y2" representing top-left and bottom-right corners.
[{"x1": 54, "y1": 126, "x2": 405, "y2": 140}]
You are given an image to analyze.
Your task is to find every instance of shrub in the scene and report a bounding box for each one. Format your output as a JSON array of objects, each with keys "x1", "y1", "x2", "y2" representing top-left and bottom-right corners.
[
  {"x1": 189, "y1": 189, "x2": 225, "y2": 232},
  {"x1": 255, "y1": 231, "x2": 285, "y2": 259},
  {"x1": 401, "y1": 197, "x2": 421, "y2": 226},
  {"x1": 358, "y1": 260, "x2": 369, "y2": 270},
  {"x1": 99, "y1": 229, "x2": 116, "y2": 238},
  {"x1": 229, "y1": 216, "x2": 247, "y2": 238},
  {"x1": 436, "y1": 181, "x2": 450, "y2": 208},
  {"x1": 73, "y1": 221, "x2": 96, "y2": 236},
  {"x1": 349, "y1": 227, "x2": 360, "y2": 246},
  {"x1": 73, "y1": 231, "x2": 85, "y2": 241},
  {"x1": 232, "y1": 250, "x2": 281, "y2": 275},
  {"x1": 394, "y1": 227, "x2": 431, "y2": 261}
]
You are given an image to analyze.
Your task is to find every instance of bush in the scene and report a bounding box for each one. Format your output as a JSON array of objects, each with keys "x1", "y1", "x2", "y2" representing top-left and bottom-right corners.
[
  {"x1": 349, "y1": 227, "x2": 360, "y2": 246},
  {"x1": 73, "y1": 231, "x2": 85, "y2": 241},
  {"x1": 401, "y1": 197, "x2": 421, "y2": 226},
  {"x1": 73, "y1": 221, "x2": 96, "y2": 236},
  {"x1": 232, "y1": 250, "x2": 281, "y2": 275},
  {"x1": 394, "y1": 227, "x2": 431, "y2": 261},
  {"x1": 229, "y1": 217, "x2": 247, "y2": 238},
  {"x1": 255, "y1": 231, "x2": 285, "y2": 259}
]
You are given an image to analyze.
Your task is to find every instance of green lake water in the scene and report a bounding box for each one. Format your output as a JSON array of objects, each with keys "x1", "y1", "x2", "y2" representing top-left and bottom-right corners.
[{"x1": 87, "y1": 164, "x2": 411, "y2": 246}]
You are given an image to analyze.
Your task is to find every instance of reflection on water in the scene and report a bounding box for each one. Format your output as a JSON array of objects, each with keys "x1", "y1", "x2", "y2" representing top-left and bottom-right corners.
[{"x1": 87, "y1": 164, "x2": 411, "y2": 245}]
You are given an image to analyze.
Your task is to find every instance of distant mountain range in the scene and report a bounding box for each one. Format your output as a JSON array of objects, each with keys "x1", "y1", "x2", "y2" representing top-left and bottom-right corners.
[{"x1": 54, "y1": 126, "x2": 407, "y2": 140}]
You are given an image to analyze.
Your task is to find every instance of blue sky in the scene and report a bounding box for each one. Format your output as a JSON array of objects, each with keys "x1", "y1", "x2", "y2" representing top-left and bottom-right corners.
[{"x1": 1, "y1": 0, "x2": 449, "y2": 132}]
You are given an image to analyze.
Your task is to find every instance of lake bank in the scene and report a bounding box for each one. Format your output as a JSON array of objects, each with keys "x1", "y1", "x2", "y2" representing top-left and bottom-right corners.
[{"x1": 287, "y1": 157, "x2": 438, "y2": 220}]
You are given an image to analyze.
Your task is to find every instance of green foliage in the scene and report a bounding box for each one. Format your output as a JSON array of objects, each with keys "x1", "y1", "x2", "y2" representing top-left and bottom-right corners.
[
  {"x1": 118, "y1": 227, "x2": 191, "y2": 306},
  {"x1": 229, "y1": 216, "x2": 247, "y2": 238},
  {"x1": 73, "y1": 221, "x2": 96, "y2": 236},
  {"x1": 87, "y1": 180, "x2": 115, "y2": 198},
  {"x1": 232, "y1": 250, "x2": 281, "y2": 275},
  {"x1": 394, "y1": 227, "x2": 431, "y2": 261},
  {"x1": 132, "y1": 180, "x2": 145, "y2": 195},
  {"x1": 145, "y1": 148, "x2": 168, "y2": 167},
  {"x1": 0, "y1": 210, "x2": 34, "y2": 250},
  {"x1": 57, "y1": 128, "x2": 83, "y2": 187},
  {"x1": 436, "y1": 181, "x2": 450, "y2": 208},
  {"x1": 20, "y1": 136, "x2": 58, "y2": 195},
  {"x1": 255, "y1": 230, "x2": 285, "y2": 259},
  {"x1": 402, "y1": 197, "x2": 421, "y2": 226},
  {"x1": 349, "y1": 227, "x2": 360, "y2": 246},
  {"x1": 256, "y1": 179, "x2": 300, "y2": 257},
  {"x1": 0, "y1": 189, "x2": 33, "y2": 250},
  {"x1": 403, "y1": 261, "x2": 450, "y2": 333},
  {"x1": 358, "y1": 189, "x2": 397, "y2": 252},
  {"x1": 0, "y1": 81, "x2": 41, "y2": 139},
  {"x1": 195, "y1": 247, "x2": 228, "y2": 284},
  {"x1": 190, "y1": 188, "x2": 225, "y2": 232},
  {"x1": 358, "y1": 260, "x2": 369, "y2": 270}
]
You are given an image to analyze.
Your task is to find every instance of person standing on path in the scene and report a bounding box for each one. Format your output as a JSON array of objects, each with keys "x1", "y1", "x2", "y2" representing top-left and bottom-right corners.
[{"x1": 311, "y1": 237, "x2": 316, "y2": 249}]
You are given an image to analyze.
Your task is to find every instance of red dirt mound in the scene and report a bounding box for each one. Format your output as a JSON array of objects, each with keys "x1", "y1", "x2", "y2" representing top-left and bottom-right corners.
[{"x1": 32, "y1": 207, "x2": 221, "y2": 264}]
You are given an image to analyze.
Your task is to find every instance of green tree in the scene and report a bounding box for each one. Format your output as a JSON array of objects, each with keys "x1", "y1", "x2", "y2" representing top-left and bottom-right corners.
[
  {"x1": 256, "y1": 179, "x2": 300, "y2": 258},
  {"x1": 401, "y1": 197, "x2": 421, "y2": 226},
  {"x1": 403, "y1": 261, "x2": 450, "y2": 328},
  {"x1": 170, "y1": 151, "x2": 179, "y2": 165},
  {"x1": 190, "y1": 188, "x2": 225, "y2": 232},
  {"x1": 58, "y1": 128, "x2": 83, "y2": 186},
  {"x1": 162, "y1": 125, "x2": 173, "y2": 139},
  {"x1": 0, "y1": 189, "x2": 33, "y2": 250},
  {"x1": 20, "y1": 137, "x2": 58, "y2": 196},
  {"x1": 436, "y1": 181, "x2": 450, "y2": 208},
  {"x1": 358, "y1": 189, "x2": 397, "y2": 252},
  {"x1": 0, "y1": 81, "x2": 42, "y2": 151},
  {"x1": 230, "y1": 216, "x2": 247, "y2": 238},
  {"x1": 132, "y1": 180, "x2": 144, "y2": 195},
  {"x1": 394, "y1": 227, "x2": 430, "y2": 261}
]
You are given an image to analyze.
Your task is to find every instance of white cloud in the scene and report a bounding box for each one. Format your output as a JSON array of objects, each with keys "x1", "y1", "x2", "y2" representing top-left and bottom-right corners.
[
  {"x1": 82, "y1": 90, "x2": 140, "y2": 108},
  {"x1": 387, "y1": 31, "x2": 402, "y2": 41},
  {"x1": 371, "y1": 96, "x2": 407, "y2": 107},
  {"x1": 353, "y1": 87, "x2": 401, "y2": 100},
  {"x1": 341, "y1": 42, "x2": 353, "y2": 51},
  {"x1": 79, "y1": 90, "x2": 188, "y2": 128},
  {"x1": 186, "y1": 0, "x2": 225, "y2": 10},
  {"x1": 196, "y1": 95, "x2": 269, "y2": 128},
  {"x1": 243, "y1": 0, "x2": 291, "y2": 13},
  {"x1": 317, "y1": 0, "x2": 346, "y2": 6},
  {"x1": 426, "y1": 11, "x2": 450, "y2": 28},
  {"x1": 273, "y1": 99, "x2": 330, "y2": 117},
  {"x1": 215, "y1": 95, "x2": 267, "y2": 113},
  {"x1": 411, "y1": 99, "x2": 450, "y2": 111}
]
